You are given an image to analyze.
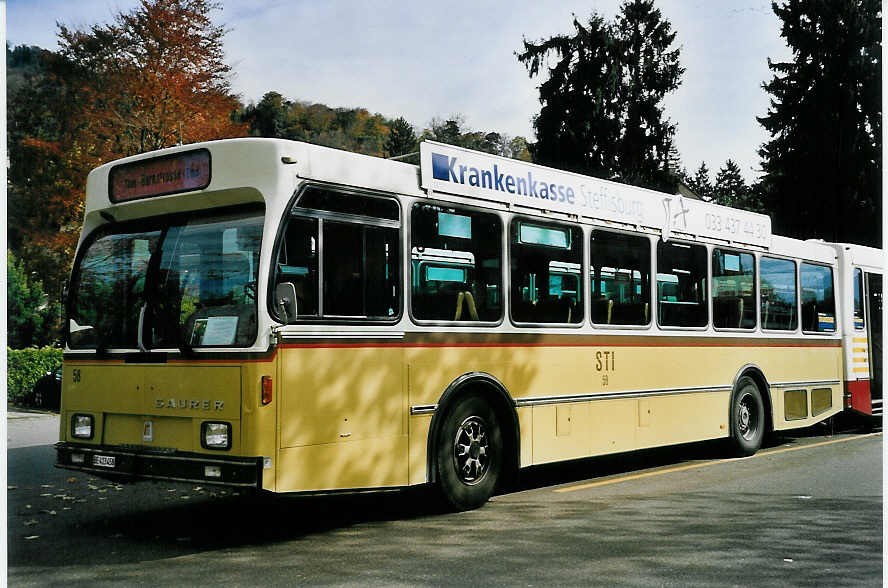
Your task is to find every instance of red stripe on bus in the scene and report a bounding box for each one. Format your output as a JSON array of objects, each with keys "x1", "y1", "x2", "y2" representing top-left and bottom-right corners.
[{"x1": 278, "y1": 340, "x2": 841, "y2": 350}]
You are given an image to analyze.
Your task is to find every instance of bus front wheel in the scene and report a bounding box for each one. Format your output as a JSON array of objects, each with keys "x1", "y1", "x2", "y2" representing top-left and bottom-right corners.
[
  {"x1": 729, "y1": 376, "x2": 765, "y2": 457},
  {"x1": 435, "y1": 394, "x2": 503, "y2": 511}
]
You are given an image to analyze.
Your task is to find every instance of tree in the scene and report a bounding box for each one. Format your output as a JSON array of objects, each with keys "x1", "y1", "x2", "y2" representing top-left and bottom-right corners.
[
  {"x1": 614, "y1": 0, "x2": 684, "y2": 191},
  {"x1": 56, "y1": 0, "x2": 246, "y2": 154},
  {"x1": 687, "y1": 162, "x2": 714, "y2": 201},
  {"x1": 757, "y1": 0, "x2": 881, "y2": 245},
  {"x1": 7, "y1": 251, "x2": 59, "y2": 349},
  {"x1": 7, "y1": 0, "x2": 247, "y2": 304},
  {"x1": 517, "y1": 0, "x2": 683, "y2": 192},
  {"x1": 508, "y1": 136, "x2": 532, "y2": 162},
  {"x1": 713, "y1": 160, "x2": 747, "y2": 207},
  {"x1": 243, "y1": 91, "x2": 289, "y2": 138},
  {"x1": 385, "y1": 117, "x2": 418, "y2": 158},
  {"x1": 423, "y1": 116, "x2": 467, "y2": 146}
]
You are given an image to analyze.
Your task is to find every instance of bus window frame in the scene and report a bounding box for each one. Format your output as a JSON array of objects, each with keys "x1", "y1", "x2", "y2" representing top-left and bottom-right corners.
[
  {"x1": 759, "y1": 254, "x2": 800, "y2": 335},
  {"x1": 407, "y1": 198, "x2": 505, "y2": 328},
  {"x1": 710, "y1": 247, "x2": 757, "y2": 333},
  {"x1": 508, "y1": 215, "x2": 585, "y2": 329},
  {"x1": 654, "y1": 239, "x2": 710, "y2": 332},
  {"x1": 267, "y1": 182, "x2": 404, "y2": 326},
  {"x1": 588, "y1": 227, "x2": 654, "y2": 331},
  {"x1": 799, "y1": 261, "x2": 837, "y2": 335}
]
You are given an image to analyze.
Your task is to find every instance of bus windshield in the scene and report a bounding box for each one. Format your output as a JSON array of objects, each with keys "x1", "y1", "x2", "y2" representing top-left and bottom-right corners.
[{"x1": 68, "y1": 207, "x2": 263, "y2": 351}]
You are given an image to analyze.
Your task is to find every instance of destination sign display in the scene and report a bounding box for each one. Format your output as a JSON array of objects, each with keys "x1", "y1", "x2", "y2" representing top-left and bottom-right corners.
[
  {"x1": 419, "y1": 141, "x2": 771, "y2": 248},
  {"x1": 109, "y1": 148, "x2": 211, "y2": 202}
]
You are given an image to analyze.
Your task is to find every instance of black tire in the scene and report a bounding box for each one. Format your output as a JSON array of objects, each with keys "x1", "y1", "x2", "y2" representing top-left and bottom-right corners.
[
  {"x1": 729, "y1": 376, "x2": 765, "y2": 457},
  {"x1": 435, "y1": 394, "x2": 503, "y2": 511}
]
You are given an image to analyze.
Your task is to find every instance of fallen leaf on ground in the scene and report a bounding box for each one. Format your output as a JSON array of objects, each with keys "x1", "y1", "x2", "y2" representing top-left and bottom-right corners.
[
  {"x1": 24, "y1": 536, "x2": 39, "y2": 540},
  {"x1": 24, "y1": 520, "x2": 38, "y2": 526}
]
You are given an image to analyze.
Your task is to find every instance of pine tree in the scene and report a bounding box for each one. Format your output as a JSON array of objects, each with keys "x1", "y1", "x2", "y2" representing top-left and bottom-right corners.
[
  {"x1": 713, "y1": 160, "x2": 747, "y2": 208},
  {"x1": 758, "y1": 0, "x2": 881, "y2": 245},
  {"x1": 688, "y1": 162, "x2": 714, "y2": 201},
  {"x1": 385, "y1": 117, "x2": 418, "y2": 158},
  {"x1": 517, "y1": 0, "x2": 683, "y2": 192},
  {"x1": 614, "y1": 0, "x2": 684, "y2": 191}
]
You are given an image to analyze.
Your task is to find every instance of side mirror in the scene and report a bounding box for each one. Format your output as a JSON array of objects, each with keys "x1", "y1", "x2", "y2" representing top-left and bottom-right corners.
[{"x1": 275, "y1": 282, "x2": 298, "y2": 323}]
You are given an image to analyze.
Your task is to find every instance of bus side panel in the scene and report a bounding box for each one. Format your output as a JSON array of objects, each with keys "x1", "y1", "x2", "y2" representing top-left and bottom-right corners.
[
  {"x1": 407, "y1": 342, "x2": 842, "y2": 471},
  {"x1": 760, "y1": 345, "x2": 843, "y2": 431},
  {"x1": 277, "y1": 437, "x2": 409, "y2": 491},
  {"x1": 277, "y1": 345, "x2": 407, "y2": 492}
]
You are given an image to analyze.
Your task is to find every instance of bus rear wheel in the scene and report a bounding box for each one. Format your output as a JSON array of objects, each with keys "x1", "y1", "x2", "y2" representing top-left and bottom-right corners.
[
  {"x1": 435, "y1": 394, "x2": 503, "y2": 511},
  {"x1": 729, "y1": 376, "x2": 765, "y2": 457}
]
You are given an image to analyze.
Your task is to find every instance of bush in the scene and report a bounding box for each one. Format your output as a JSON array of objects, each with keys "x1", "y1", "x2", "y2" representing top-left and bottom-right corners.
[{"x1": 7, "y1": 346, "x2": 63, "y2": 405}]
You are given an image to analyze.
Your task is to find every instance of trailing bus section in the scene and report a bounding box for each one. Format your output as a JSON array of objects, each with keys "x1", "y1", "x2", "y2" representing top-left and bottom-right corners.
[{"x1": 55, "y1": 138, "x2": 882, "y2": 510}]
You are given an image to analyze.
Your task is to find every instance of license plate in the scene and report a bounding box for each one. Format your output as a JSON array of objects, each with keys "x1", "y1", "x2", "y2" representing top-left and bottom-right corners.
[{"x1": 92, "y1": 454, "x2": 116, "y2": 468}]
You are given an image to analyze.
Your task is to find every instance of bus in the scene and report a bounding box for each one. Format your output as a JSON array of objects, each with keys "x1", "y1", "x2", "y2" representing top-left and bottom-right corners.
[
  {"x1": 56, "y1": 138, "x2": 853, "y2": 510},
  {"x1": 827, "y1": 243, "x2": 882, "y2": 420}
]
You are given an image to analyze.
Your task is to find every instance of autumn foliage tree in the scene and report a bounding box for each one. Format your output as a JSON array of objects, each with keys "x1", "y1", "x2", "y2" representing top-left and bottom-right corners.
[{"x1": 7, "y1": 0, "x2": 246, "y2": 335}]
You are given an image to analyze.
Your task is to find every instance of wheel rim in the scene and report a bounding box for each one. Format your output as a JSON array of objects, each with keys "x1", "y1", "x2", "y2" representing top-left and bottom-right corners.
[
  {"x1": 452, "y1": 415, "x2": 490, "y2": 485},
  {"x1": 737, "y1": 390, "x2": 759, "y2": 441}
]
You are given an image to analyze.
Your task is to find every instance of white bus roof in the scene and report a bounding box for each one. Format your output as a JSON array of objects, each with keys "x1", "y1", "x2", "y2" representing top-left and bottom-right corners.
[
  {"x1": 827, "y1": 242, "x2": 884, "y2": 272},
  {"x1": 81, "y1": 137, "x2": 846, "y2": 266}
]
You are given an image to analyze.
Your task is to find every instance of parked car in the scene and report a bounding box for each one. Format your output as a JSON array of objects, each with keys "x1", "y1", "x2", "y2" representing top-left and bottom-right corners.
[{"x1": 31, "y1": 366, "x2": 62, "y2": 411}]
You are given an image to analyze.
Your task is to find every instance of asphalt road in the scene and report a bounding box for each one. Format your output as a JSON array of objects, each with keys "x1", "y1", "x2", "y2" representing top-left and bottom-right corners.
[{"x1": 7, "y1": 411, "x2": 882, "y2": 587}]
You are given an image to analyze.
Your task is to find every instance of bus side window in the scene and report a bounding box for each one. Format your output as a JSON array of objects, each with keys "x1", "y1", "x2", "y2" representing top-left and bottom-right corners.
[
  {"x1": 510, "y1": 219, "x2": 583, "y2": 324},
  {"x1": 656, "y1": 241, "x2": 708, "y2": 328},
  {"x1": 760, "y1": 256, "x2": 797, "y2": 330},
  {"x1": 274, "y1": 188, "x2": 401, "y2": 322},
  {"x1": 853, "y1": 268, "x2": 865, "y2": 329},
  {"x1": 589, "y1": 231, "x2": 651, "y2": 326},
  {"x1": 800, "y1": 262, "x2": 836, "y2": 333},
  {"x1": 712, "y1": 249, "x2": 756, "y2": 330},
  {"x1": 411, "y1": 203, "x2": 502, "y2": 322}
]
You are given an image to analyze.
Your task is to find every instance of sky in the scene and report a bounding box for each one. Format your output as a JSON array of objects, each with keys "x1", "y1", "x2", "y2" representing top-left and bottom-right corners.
[{"x1": 6, "y1": 0, "x2": 793, "y2": 183}]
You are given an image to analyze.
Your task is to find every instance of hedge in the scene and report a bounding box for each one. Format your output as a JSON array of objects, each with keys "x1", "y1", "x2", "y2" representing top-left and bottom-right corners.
[{"x1": 7, "y1": 346, "x2": 63, "y2": 404}]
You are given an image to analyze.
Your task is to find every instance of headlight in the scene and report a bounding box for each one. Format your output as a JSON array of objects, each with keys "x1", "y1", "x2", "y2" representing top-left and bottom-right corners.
[
  {"x1": 72, "y1": 414, "x2": 94, "y2": 439},
  {"x1": 201, "y1": 422, "x2": 231, "y2": 450}
]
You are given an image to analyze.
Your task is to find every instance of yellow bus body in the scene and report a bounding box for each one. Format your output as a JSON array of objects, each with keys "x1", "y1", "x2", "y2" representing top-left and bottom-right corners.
[{"x1": 55, "y1": 138, "x2": 853, "y2": 503}]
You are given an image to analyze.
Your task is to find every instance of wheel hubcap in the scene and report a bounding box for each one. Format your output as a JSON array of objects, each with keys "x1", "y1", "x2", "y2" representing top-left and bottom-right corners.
[
  {"x1": 737, "y1": 392, "x2": 758, "y2": 441},
  {"x1": 453, "y1": 416, "x2": 490, "y2": 485}
]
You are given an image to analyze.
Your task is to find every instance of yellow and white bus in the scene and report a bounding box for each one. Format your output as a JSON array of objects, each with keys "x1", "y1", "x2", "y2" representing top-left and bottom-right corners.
[{"x1": 57, "y1": 138, "x2": 852, "y2": 510}]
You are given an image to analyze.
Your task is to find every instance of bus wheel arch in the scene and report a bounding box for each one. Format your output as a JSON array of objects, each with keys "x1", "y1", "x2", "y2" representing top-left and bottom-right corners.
[
  {"x1": 728, "y1": 367, "x2": 770, "y2": 456},
  {"x1": 733, "y1": 365, "x2": 773, "y2": 434},
  {"x1": 427, "y1": 372, "x2": 519, "y2": 509}
]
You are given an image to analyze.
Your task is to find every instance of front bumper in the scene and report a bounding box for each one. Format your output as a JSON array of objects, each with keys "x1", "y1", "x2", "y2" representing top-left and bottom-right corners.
[{"x1": 55, "y1": 443, "x2": 262, "y2": 488}]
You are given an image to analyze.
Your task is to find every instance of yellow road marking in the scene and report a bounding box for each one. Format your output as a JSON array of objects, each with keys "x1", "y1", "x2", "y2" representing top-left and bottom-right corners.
[
  {"x1": 853, "y1": 367, "x2": 871, "y2": 373},
  {"x1": 553, "y1": 432, "x2": 882, "y2": 494},
  {"x1": 852, "y1": 348, "x2": 868, "y2": 353},
  {"x1": 853, "y1": 357, "x2": 869, "y2": 363},
  {"x1": 853, "y1": 337, "x2": 869, "y2": 343}
]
